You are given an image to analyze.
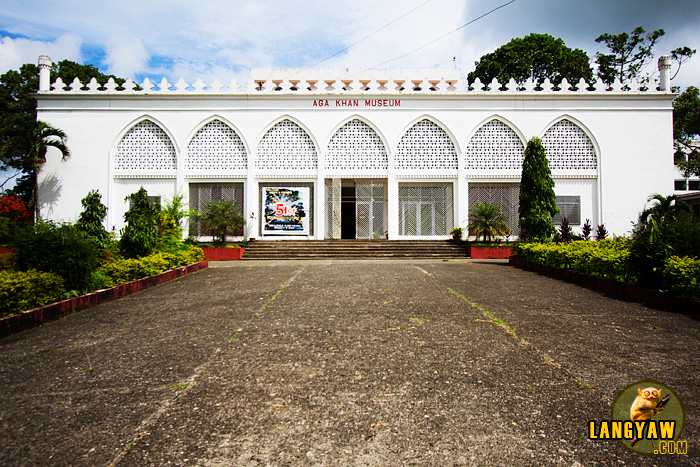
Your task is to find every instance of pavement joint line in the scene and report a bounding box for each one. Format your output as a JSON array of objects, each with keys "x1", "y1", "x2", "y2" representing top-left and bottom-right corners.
[
  {"x1": 257, "y1": 266, "x2": 306, "y2": 316},
  {"x1": 412, "y1": 264, "x2": 608, "y2": 402}
]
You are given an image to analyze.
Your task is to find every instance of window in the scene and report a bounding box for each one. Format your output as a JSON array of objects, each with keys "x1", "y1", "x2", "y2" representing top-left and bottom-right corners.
[
  {"x1": 689, "y1": 180, "x2": 700, "y2": 191},
  {"x1": 129, "y1": 195, "x2": 160, "y2": 209},
  {"x1": 552, "y1": 196, "x2": 580, "y2": 225},
  {"x1": 675, "y1": 180, "x2": 688, "y2": 191}
]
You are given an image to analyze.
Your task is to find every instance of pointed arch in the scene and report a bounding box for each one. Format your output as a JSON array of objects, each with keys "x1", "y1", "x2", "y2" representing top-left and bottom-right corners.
[
  {"x1": 186, "y1": 118, "x2": 248, "y2": 171},
  {"x1": 395, "y1": 117, "x2": 458, "y2": 170},
  {"x1": 465, "y1": 117, "x2": 525, "y2": 171},
  {"x1": 541, "y1": 116, "x2": 598, "y2": 170},
  {"x1": 256, "y1": 117, "x2": 318, "y2": 171},
  {"x1": 325, "y1": 117, "x2": 388, "y2": 171},
  {"x1": 114, "y1": 117, "x2": 176, "y2": 171}
]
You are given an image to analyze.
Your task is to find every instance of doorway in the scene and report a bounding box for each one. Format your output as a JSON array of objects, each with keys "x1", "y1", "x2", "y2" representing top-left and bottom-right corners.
[{"x1": 341, "y1": 186, "x2": 356, "y2": 239}]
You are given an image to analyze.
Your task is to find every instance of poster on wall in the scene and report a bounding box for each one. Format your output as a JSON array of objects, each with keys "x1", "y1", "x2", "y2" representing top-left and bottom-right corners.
[{"x1": 262, "y1": 187, "x2": 310, "y2": 235}]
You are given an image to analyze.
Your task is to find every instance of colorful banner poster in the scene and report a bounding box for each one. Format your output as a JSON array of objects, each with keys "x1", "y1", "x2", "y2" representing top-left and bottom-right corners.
[{"x1": 262, "y1": 187, "x2": 310, "y2": 235}]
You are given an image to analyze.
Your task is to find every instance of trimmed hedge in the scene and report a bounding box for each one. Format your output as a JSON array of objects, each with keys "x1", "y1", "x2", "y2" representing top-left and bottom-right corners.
[
  {"x1": 664, "y1": 256, "x2": 700, "y2": 300},
  {"x1": 0, "y1": 270, "x2": 66, "y2": 317},
  {"x1": 98, "y1": 245, "x2": 204, "y2": 287},
  {"x1": 512, "y1": 239, "x2": 632, "y2": 282}
]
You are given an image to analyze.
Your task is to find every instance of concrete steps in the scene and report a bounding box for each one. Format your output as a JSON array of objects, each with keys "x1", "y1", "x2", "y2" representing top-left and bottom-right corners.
[{"x1": 242, "y1": 240, "x2": 468, "y2": 260}]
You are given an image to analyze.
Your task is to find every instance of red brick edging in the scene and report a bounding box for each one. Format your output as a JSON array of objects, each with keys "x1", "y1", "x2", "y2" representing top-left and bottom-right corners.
[
  {"x1": 0, "y1": 260, "x2": 209, "y2": 338},
  {"x1": 509, "y1": 256, "x2": 699, "y2": 316},
  {"x1": 469, "y1": 246, "x2": 512, "y2": 259}
]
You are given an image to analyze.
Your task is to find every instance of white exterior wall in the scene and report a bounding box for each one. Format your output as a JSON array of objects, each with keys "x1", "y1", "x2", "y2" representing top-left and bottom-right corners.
[{"x1": 36, "y1": 70, "x2": 676, "y2": 239}]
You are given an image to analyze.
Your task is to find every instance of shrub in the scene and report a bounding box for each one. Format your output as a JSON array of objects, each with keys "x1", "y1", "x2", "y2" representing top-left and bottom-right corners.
[
  {"x1": 0, "y1": 194, "x2": 31, "y2": 245},
  {"x1": 76, "y1": 190, "x2": 111, "y2": 251},
  {"x1": 120, "y1": 188, "x2": 160, "y2": 258},
  {"x1": 200, "y1": 200, "x2": 245, "y2": 246},
  {"x1": 99, "y1": 245, "x2": 204, "y2": 287},
  {"x1": 664, "y1": 256, "x2": 700, "y2": 300},
  {"x1": 518, "y1": 137, "x2": 558, "y2": 240},
  {"x1": 12, "y1": 220, "x2": 100, "y2": 292},
  {"x1": 0, "y1": 269, "x2": 65, "y2": 317}
]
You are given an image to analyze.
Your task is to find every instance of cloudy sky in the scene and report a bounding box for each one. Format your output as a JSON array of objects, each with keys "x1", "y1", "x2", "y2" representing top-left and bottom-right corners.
[{"x1": 1, "y1": 0, "x2": 699, "y2": 91}]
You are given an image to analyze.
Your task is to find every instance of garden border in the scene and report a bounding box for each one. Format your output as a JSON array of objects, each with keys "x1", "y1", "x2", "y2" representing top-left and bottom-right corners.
[
  {"x1": 0, "y1": 260, "x2": 209, "y2": 338},
  {"x1": 509, "y1": 256, "x2": 699, "y2": 316}
]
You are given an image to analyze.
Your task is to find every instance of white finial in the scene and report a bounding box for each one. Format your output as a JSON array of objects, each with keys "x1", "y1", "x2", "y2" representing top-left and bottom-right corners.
[
  {"x1": 658, "y1": 55, "x2": 672, "y2": 91},
  {"x1": 38, "y1": 55, "x2": 52, "y2": 91}
]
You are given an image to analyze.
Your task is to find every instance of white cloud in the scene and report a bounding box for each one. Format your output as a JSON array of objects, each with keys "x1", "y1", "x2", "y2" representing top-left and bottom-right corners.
[
  {"x1": 0, "y1": 33, "x2": 82, "y2": 73},
  {"x1": 104, "y1": 36, "x2": 149, "y2": 79}
]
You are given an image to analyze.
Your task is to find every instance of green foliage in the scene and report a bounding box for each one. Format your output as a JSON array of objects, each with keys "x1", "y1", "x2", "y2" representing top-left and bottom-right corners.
[
  {"x1": 581, "y1": 219, "x2": 593, "y2": 241},
  {"x1": 467, "y1": 33, "x2": 592, "y2": 88},
  {"x1": 162, "y1": 193, "x2": 197, "y2": 234},
  {"x1": 595, "y1": 224, "x2": 608, "y2": 241},
  {"x1": 518, "y1": 137, "x2": 558, "y2": 240},
  {"x1": 673, "y1": 86, "x2": 700, "y2": 178},
  {"x1": 12, "y1": 220, "x2": 99, "y2": 292},
  {"x1": 595, "y1": 26, "x2": 665, "y2": 85},
  {"x1": 468, "y1": 202, "x2": 509, "y2": 241},
  {"x1": 513, "y1": 239, "x2": 632, "y2": 282},
  {"x1": 557, "y1": 217, "x2": 573, "y2": 243},
  {"x1": 200, "y1": 200, "x2": 245, "y2": 246},
  {"x1": 0, "y1": 269, "x2": 66, "y2": 317},
  {"x1": 76, "y1": 190, "x2": 111, "y2": 250},
  {"x1": 120, "y1": 188, "x2": 160, "y2": 258},
  {"x1": 449, "y1": 226, "x2": 463, "y2": 241},
  {"x1": 0, "y1": 194, "x2": 31, "y2": 244},
  {"x1": 98, "y1": 245, "x2": 204, "y2": 287},
  {"x1": 664, "y1": 256, "x2": 700, "y2": 300}
]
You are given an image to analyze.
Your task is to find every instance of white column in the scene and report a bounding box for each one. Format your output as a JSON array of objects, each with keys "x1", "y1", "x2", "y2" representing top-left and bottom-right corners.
[
  {"x1": 246, "y1": 153, "x2": 258, "y2": 240},
  {"x1": 38, "y1": 55, "x2": 51, "y2": 91},
  {"x1": 658, "y1": 55, "x2": 672, "y2": 91}
]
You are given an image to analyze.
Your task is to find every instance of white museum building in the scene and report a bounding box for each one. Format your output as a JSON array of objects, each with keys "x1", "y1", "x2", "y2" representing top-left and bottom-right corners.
[{"x1": 35, "y1": 56, "x2": 678, "y2": 240}]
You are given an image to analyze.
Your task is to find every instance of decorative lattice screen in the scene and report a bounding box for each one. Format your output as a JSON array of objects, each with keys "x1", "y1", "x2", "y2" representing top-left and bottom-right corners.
[
  {"x1": 189, "y1": 183, "x2": 244, "y2": 237},
  {"x1": 259, "y1": 182, "x2": 314, "y2": 236},
  {"x1": 326, "y1": 119, "x2": 388, "y2": 171},
  {"x1": 398, "y1": 183, "x2": 453, "y2": 236},
  {"x1": 468, "y1": 183, "x2": 520, "y2": 237},
  {"x1": 395, "y1": 119, "x2": 458, "y2": 170},
  {"x1": 256, "y1": 119, "x2": 317, "y2": 171},
  {"x1": 356, "y1": 180, "x2": 387, "y2": 239},
  {"x1": 186, "y1": 120, "x2": 247, "y2": 171},
  {"x1": 466, "y1": 120, "x2": 524, "y2": 170},
  {"x1": 115, "y1": 120, "x2": 176, "y2": 171},
  {"x1": 325, "y1": 178, "x2": 342, "y2": 239},
  {"x1": 541, "y1": 119, "x2": 597, "y2": 170}
]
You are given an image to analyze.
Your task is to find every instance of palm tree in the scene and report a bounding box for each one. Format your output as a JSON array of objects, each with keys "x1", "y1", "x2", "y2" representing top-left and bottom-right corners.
[
  {"x1": 1, "y1": 119, "x2": 70, "y2": 221},
  {"x1": 639, "y1": 193, "x2": 689, "y2": 226},
  {"x1": 468, "y1": 202, "x2": 509, "y2": 242}
]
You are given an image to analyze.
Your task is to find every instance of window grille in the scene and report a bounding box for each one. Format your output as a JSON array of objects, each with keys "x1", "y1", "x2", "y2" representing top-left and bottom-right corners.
[
  {"x1": 398, "y1": 183, "x2": 453, "y2": 236},
  {"x1": 542, "y1": 119, "x2": 597, "y2": 170},
  {"x1": 325, "y1": 178, "x2": 342, "y2": 239},
  {"x1": 395, "y1": 119, "x2": 457, "y2": 170},
  {"x1": 256, "y1": 120, "x2": 317, "y2": 171},
  {"x1": 115, "y1": 120, "x2": 176, "y2": 171},
  {"x1": 675, "y1": 180, "x2": 688, "y2": 191},
  {"x1": 188, "y1": 183, "x2": 244, "y2": 237},
  {"x1": 326, "y1": 119, "x2": 387, "y2": 171},
  {"x1": 356, "y1": 179, "x2": 387, "y2": 239},
  {"x1": 186, "y1": 120, "x2": 247, "y2": 171},
  {"x1": 552, "y1": 196, "x2": 581, "y2": 225},
  {"x1": 466, "y1": 120, "x2": 524, "y2": 170},
  {"x1": 468, "y1": 183, "x2": 520, "y2": 237},
  {"x1": 259, "y1": 182, "x2": 314, "y2": 236}
]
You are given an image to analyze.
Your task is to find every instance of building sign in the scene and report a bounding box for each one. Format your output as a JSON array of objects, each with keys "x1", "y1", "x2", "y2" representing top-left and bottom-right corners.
[
  {"x1": 312, "y1": 99, "x2": 401, "y2": 108},
  {"x1": 263, "y1": 187, "x2": 310, "y2": 235}
]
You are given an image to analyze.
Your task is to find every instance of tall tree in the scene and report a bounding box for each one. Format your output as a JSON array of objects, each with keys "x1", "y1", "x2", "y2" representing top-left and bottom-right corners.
[
  {"x1": 518, "y1": 137, "x2": 558, "y2": 240},
  {"x1": 594, "y1": 26, "x2": 665, "y2": 85},
  {"x1": 0, "y1": 119, "x2": 70, "y2": 221},
  {"x1": 467, "y1": 33, "x2": 593, "y2": 88},
  {"x1": 673, "y1": 86, "x2": 700, "y2": 178}
]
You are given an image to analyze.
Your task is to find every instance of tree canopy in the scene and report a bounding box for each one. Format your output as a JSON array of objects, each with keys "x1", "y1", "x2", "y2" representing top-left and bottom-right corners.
[
  {"x1": 594, "y1": 26, "x2": 665, "y2": 85},
  {"x1": 518, "y1": 137, "x2": 558, "y2": 240},
  {"x1": 467, "y1": 33, "x2": 593, "y2": 88},
  {"x1": 673, "y1": 86, "x2": 700, "y2": 178}
]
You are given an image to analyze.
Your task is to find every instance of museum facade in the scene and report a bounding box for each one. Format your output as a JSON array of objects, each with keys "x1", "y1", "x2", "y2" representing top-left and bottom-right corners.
[{"x1": 35, "y1": 57, "x2": 677, "y2": 240}]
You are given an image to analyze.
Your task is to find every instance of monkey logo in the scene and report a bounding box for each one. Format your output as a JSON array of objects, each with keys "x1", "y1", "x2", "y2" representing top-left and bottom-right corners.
[{"x1": 610, "y1": 380, "x2": 686, "y2": 455}]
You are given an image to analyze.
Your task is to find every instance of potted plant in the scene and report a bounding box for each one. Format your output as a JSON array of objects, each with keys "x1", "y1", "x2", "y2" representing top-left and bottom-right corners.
[{"x1": 450, "y1": 227, "x2": 463, "y2": 242}]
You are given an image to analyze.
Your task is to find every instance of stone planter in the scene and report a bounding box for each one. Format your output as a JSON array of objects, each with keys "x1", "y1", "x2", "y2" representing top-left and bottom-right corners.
[
  {"x1": 201, "y1": 247, "x2": 245, "y2": 261},
  {"x1": 469, "y1": 246, "x2": 512, "y2": 259}
]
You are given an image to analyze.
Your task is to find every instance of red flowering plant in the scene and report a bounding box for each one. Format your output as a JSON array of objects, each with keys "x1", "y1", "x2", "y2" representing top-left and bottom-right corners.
[{"x1": 0, "y1": 195, "x2": 31, "y2": 246}]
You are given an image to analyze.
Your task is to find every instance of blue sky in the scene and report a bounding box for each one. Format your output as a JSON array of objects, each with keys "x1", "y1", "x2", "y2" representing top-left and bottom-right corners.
[{"x1": 1, "y1": 0, "x2": 699, "y2": 187}]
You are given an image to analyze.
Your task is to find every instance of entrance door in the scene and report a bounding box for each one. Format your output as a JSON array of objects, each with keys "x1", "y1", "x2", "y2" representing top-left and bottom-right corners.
[{"x1": 341, "y1": 186, "x2": 356, "y2": 239}]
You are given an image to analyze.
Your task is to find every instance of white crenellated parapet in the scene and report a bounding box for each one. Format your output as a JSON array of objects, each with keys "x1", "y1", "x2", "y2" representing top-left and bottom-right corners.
[{"x1": 37, "y1": 61, "x2": 671, "y2": 95}]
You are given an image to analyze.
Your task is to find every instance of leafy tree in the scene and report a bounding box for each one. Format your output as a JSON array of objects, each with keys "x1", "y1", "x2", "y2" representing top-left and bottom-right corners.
[
  {"x1": 670, "y1": 46, "x2": 697, "y2": 81},
  {"x1": 76, "y1": 190, "x2": 111, "y2": 250},
  {"x1": 594, "y1": 26, "x2": 665, "y2": 85},
  {"x1": 0, "y1": 60, "x2": 126, "y2": 193},
  {"x1": 201, "y1": 200, "x2": 245, "y2": 246},
  {"x1": 467, "y1": 202, "x2": 509, "y2": 242},
  {"x1": 0, "y1": 119, "x2": 70, "y2": 221},
  {"x1": 120, "y1": 188, "x2": 160, "y2": 258},
  {"x1": 518, "y1": 137, "x2": 558, "y2": 240},
  {"x1": 673, "y1": 86, "x2": 700, "y2": 177},
  {"x1": 467, "y1": 33, "x2": 593, "y2": 88}
]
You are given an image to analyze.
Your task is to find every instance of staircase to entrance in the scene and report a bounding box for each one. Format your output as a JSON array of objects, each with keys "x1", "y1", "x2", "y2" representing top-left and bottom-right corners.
[{"x1": 242, "y1": 240, "x2": 468, "y2": 260}]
